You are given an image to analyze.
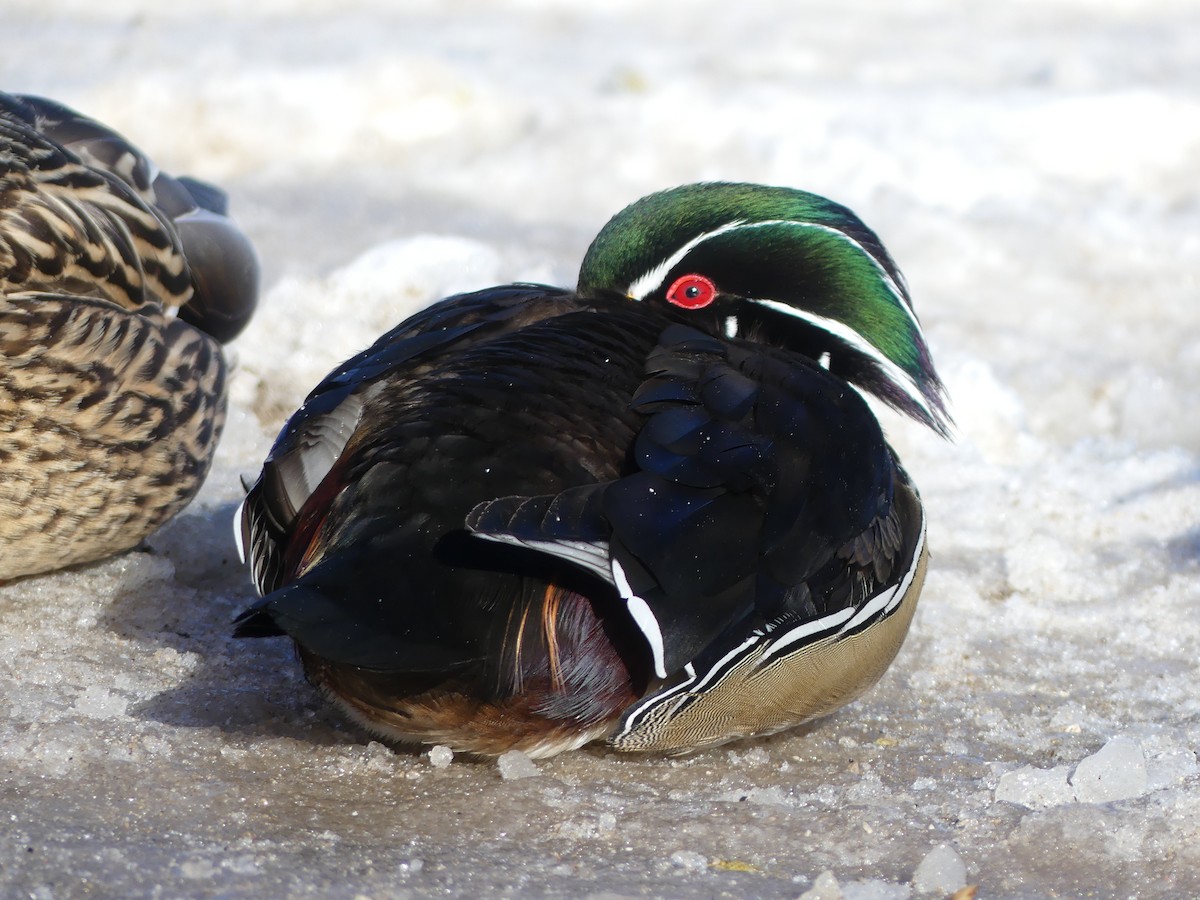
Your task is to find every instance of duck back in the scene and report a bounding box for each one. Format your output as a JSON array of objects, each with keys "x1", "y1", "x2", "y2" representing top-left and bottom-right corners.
[{"x1": 0, "y1": 93, "x2": 258, "y2": 579}]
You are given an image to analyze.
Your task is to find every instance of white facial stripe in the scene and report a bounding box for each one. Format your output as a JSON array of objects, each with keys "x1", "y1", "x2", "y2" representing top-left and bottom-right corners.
[
  {"x1": 625, "y1": 219, "x2": 918, "y2": 336},
  {"x1": 626, "y1": 220, "x2": 748, "y2": 300},
  {"x1": 752, "y1": 298, "x2": 935, "y2": 422},
  {"x1": 627, "y1": 217, "x2": 936, "y2": 423},
  {"x1": 723, "y1": 315, "x2": 739, "y2": 338},
  {"x1": 780, "y1": 222, "x2": 918, "y2": 335}
]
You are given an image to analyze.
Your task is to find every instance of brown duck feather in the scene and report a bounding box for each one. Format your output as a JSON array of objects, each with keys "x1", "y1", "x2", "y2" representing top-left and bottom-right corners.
[{"x1": 0, "y1": 93, "x2": 258, "y2": 579}]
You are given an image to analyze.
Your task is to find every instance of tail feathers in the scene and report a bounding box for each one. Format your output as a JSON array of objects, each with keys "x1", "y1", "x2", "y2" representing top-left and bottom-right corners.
[
  {"x1": 231, "y1": 603, "x2": 286, "y2": 638},
  {"x1": 176, "y1": 175, "x2": 229, "y2": 216},
  {"x1": 171, "y1": 203, "x2": 260, "y2": 343},
  {"x1": 13, "y1": 93, "x2": 259, "y2": 344},
  {"x1": 232, "y1": 555, "x2": 477, "y2": 674},
  {"x1": 233, "y1": 580, "x2": 459, "y2": 672}
]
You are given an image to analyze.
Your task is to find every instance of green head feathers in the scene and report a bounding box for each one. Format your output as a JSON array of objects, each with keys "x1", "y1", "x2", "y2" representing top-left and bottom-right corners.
[{"x1": 578, "y1": 182, "x2": 950, "y2": 436}]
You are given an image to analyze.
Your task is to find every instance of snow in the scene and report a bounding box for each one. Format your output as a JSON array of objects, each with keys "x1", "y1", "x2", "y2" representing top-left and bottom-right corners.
[
  {"x1": 2, "y1": 0, "x2": 1200, "y2": 896},
  {"x1": 1071, "y1": 737, "x2": 1150, "y2": 805},
  {"x1": 800, "y1": 870, "x2": 848, "y2": 899},
  {"x1": 669, "y1": 850, "x2": 709, "y2": 873},
  {"x1": 496, "y1": 750, "x2": 541, "y2": 781},
  {"x1": 912, "y1": 844, "x2": 968, "y2": 896},
  {"x1": 995, "y1": 764, "x2": 1078, "y2": 810}
]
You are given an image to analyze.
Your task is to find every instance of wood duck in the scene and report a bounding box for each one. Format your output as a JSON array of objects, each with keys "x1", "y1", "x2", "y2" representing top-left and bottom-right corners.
[
  {"x1": 235, "y1": 182, "x2": 950, "y2": 757},
  {"x1": 0, "y1": 93, "x2": 259, "y2": 580}
]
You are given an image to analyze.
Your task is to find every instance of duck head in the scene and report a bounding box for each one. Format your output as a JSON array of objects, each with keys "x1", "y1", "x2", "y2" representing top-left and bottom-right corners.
[{"x1": 577, "y1": 182, "x2": 951, "y2": 436}]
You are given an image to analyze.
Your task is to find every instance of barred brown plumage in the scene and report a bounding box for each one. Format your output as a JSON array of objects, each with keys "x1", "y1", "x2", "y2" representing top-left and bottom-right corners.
[{"x1": 0, "y1": 93, "x2": 258, "y2": 580}]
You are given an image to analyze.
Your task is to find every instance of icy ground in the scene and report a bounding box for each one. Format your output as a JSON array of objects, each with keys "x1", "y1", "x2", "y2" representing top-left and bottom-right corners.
[{"x1": 3, "y1": 1, "x2": 1200, "y2": 896}]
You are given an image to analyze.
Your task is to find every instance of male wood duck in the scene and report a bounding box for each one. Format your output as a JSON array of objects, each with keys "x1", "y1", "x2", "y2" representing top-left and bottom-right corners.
[
  {"x1": 235, "y1": 182, "x2": 950, "y2": 757},
  {"x1": 0, "y1": 93, "x2": 259, "y2": 580}
]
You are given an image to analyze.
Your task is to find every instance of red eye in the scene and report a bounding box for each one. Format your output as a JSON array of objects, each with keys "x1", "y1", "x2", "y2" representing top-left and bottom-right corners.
[{"x1": 666, "y1": 274, "x2": 717, "y2": 310}]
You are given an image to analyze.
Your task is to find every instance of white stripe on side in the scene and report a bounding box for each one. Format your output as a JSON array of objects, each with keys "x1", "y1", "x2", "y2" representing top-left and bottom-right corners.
[
  {"x1": 614, "y1": 631, "x2": 762, "y2": 737},
  {"x1": 842, "y1": 508, "x2": 926, "y2": 633},
  {"x1": 613, "y1": 662, "x2": 703, "y2": 739},
  {"x1": 616, "y1": 507, "x2": 929, "y2": 739},
  {"x1": 612, "y1": 559, "x2": 668, "y2": 679},
  {"x1": 470, "y1": 533, "x2": 615, "y2": 586},
  {"x1": 757, "y1": 605, "x2": 857, "y2": 665},
  {"x1": 233, "y1": 496, "x2": 248, "y2": 564},
  {"x1": 625, "y1": 596, "x2": 668, "y2": 680}
]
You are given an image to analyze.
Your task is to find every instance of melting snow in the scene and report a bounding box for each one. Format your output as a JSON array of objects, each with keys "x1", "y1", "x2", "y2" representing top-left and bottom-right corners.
[{"x1": 2, "y1": 0, "x2": 1199, "y2": 896}]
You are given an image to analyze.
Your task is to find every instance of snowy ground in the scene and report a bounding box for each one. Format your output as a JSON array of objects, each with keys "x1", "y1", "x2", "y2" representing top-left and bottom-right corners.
[{"x1": 3, "y1": 1, "x2": 1200, "y2": 896}]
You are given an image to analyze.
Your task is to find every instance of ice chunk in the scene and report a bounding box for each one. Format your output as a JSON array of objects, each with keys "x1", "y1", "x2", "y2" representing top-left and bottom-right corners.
[
  {"x1": 360, "y1": 740, "x2": 396, "y2": 773},
  {"x1": 397, "y1": 858, "x2": 424, "y2": 876},
  {"x1": 997, "y1": 738, "x2": 1152, "y2": 808},
  {"x1": 73, "y1": 686, "x2": 128, "y2": 720},
  {"x1": 799, "y1": 870, "x2": 843, "y2": 900},
  {"x1": 497, "y1": 749, "x2": 540, "y2": 780},
  {"x1": 1070, "y1": 737, "x2": 1148, "y2": 804},
  {"x1": 179, "y1": 858, "x2": 219, "y2": 880},
  {"x1": 554, "y1": 814, "x2": 617, "y2": 840},
  {"x1": 1144, "y1": 738, "x2": 1200, "y2": 791},
  {"x1": 995, "y1": 765, "x2": 1074, "y2": 808},
  {"x1": 668, "y1": 850, "x2": 707, "y2": 873},
  {"x1": 727, "y1": 747, "x2": 770, "y2": 766},
  {"x1": 715, "y1": 785, "x2": 792, "y2": 806},
  {"x1": 221, "y1": 854, "x2": 261, "y2": 876},
  {"x1": 844, "y1": 773, "x2": 891, "y2": 806},
  {"x1": 912, "y1": 844, "x2": 967, "y2": 895},
  {"x1": 427, "y1": 745, "x2": 454, "y2": 768}
]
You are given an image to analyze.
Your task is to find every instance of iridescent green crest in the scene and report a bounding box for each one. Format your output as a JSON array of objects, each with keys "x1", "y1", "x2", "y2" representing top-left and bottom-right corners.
[{"x1": 578, "y1": 183, "x2": 950, "y2": 435}]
